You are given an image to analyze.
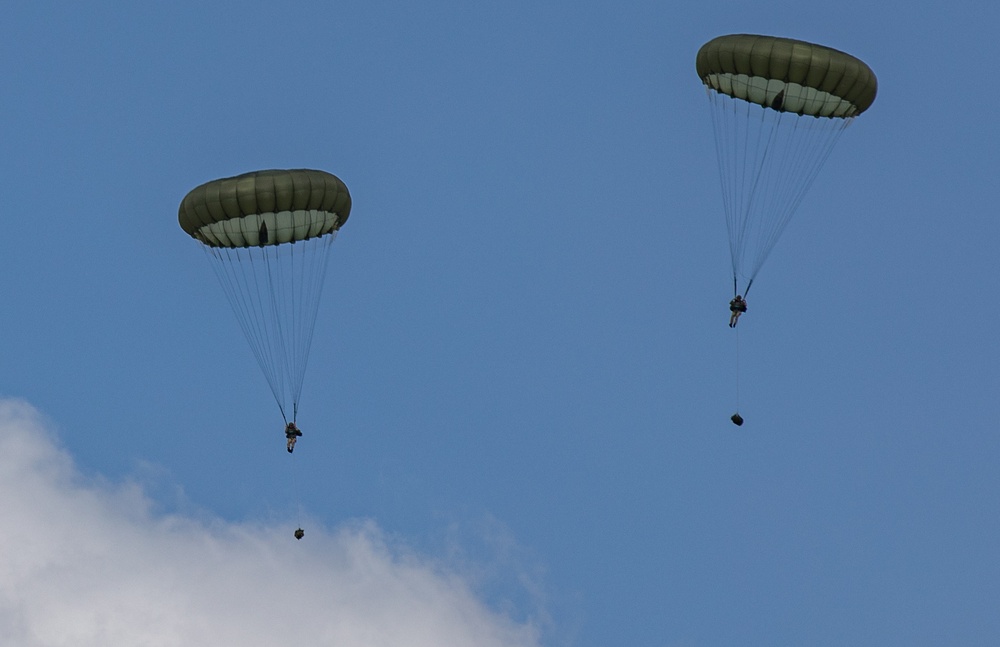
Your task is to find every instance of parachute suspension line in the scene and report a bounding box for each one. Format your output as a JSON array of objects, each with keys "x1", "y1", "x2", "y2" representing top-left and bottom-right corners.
[
  {"x1": 251, "y1": 216, "x2": 291, "y2": 423},
  {"x1": 726, "y1": 97, "x2": 785, "y2": 284},
  {"x1": 707, "y1": 87, "x2": 745, "y2": 281},
  {"x1": 201, "y1": 218, "x2": 338, "y2": 426},
  {"x1": 708, "y1": 89, "x2": 783, "y2": 285},
  {"x1": 706, "y1": 90, "x2": 854, "y2": 289},
  {"x1": 290, "y1": 232, "x2": 337, "y2": 423},
  {"x1": 260, "y1": 234, "x2": 293, "y2": 420},
  {"x1": 204, "y1": 242, "x2": 289, "y2": 424},
  {"x1": 740, "y1": 103, "x2": 787, "y2": 277},
  {"x1": 745, "y1": 112, "x2": 852, "y2": 283},
  {"x1": 284, "y1": 239, "x2": 301, "y2": 421},
  {"x1": 257, "y1": 231, "x2": 337, "y2": 425},
  {"x1": 710, "y1": 89, "x2": 776, "y2": 296}
]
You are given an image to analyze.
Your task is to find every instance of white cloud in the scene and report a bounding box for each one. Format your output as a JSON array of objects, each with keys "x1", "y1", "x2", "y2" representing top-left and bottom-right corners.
[{"x1": 0, "y1": 399, "x2": 542, "y2": 647}]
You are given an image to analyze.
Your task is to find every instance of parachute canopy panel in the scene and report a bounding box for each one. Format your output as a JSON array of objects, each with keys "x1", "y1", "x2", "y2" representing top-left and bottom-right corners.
[
  {"x1": 696, "y1": 34, "x2": 877, "y2": 118},
  {"x1": 179, "y1": 169, "x2": 352, "y2": 248}
]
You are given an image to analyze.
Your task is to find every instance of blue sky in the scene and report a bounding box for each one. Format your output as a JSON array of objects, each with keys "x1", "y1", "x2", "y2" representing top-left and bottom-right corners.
[{"x1": 2, "y1": 1, "x2": 998, "y2": 645}]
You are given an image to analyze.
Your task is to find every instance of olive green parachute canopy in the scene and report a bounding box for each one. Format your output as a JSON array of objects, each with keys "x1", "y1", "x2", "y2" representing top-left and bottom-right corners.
[
  {"x1": 697, "y1": 34, "x2": 877, "y2": 118},
  {"x1": 179, "y1": 169, "x2": 351, "y2": 248}
]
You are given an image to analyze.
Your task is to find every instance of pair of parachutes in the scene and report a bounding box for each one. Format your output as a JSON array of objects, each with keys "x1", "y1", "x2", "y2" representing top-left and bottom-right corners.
[{"x1": 178, "y1": 34, "x2": 876, "y2": 431}]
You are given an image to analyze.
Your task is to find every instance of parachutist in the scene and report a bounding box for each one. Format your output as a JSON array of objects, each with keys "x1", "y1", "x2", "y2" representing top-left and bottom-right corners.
[
  {"x1": 731, "y1": 413, "x2": 744, "y2": 426},
  {"x1": 294, "y1": 528, "x2": 304, "y2": 540},
  {"x1": 729, "y1": 295, "x2": 747, "y2": 327},
  {"x1": 285, "y1": 422, "x2": 302, "y2": 453}
]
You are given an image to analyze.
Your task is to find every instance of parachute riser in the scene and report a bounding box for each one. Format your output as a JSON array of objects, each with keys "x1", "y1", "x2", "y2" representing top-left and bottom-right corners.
[{"x1": 732, "y1": 275, "x2": 753, "y2": 299}]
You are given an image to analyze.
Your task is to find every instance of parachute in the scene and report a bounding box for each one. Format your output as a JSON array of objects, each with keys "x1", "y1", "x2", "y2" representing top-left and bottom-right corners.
[
  {"x1": 179, "y1": 169, "x2": 352, "y2": 425},
  {"x1": 697, "y1": 34, "x2": 877, "y2": 296}
]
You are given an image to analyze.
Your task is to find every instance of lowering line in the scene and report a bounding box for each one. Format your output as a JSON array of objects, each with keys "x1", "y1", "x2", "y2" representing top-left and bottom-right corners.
[
  {"x1": 731, "y1": 298, "x2": 744, "y2": 427},
  {"x1": 286, "y1": 433, "x2": 305, "y2": 540}
]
